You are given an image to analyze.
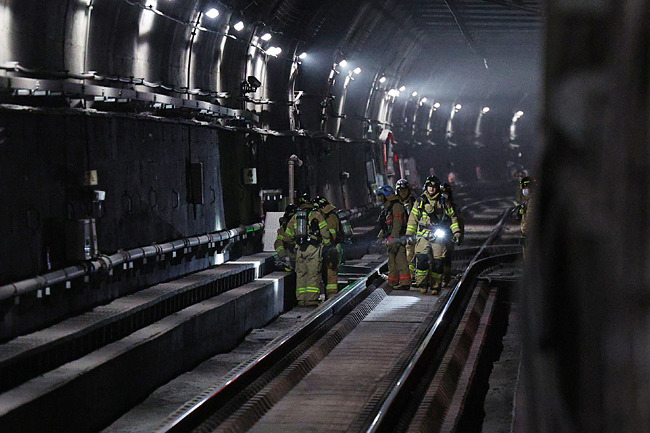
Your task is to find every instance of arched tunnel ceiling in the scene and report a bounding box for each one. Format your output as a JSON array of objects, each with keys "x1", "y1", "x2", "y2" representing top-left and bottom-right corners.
[{"x1": 236, "y1": 0, "x2": 544, "y2": 106}]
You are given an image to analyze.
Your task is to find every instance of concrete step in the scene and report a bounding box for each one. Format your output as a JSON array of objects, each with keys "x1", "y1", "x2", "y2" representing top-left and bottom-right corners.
[
  {"x1": 0, "y1": 254, "x2": 275, "y2": 394},
  {"x1": 0, "y1": 269, "x2": 292, "y2": 433}
]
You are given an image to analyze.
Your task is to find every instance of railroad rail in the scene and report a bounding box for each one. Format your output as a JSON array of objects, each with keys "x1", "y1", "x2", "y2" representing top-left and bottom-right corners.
[{"x1": 156, "y1": 199, "x2": 521, "y2": 432}]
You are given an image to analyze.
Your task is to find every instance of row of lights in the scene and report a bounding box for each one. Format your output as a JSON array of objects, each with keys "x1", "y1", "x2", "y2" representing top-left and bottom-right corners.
[{"x1": 131, "y1": 1, "x2": 310, "y2": 59}]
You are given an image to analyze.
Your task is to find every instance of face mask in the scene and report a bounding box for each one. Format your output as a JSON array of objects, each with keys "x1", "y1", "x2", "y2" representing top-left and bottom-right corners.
[{"x1": 522, "y1": 188, "x2": 529, "y2": 197}]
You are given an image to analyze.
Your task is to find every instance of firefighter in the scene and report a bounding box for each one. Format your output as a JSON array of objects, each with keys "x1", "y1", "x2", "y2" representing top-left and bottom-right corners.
[
  {"x1": 285, "y1": 194, "x2": 332, "y2": 306},
  {"x1": 440, "y1": 183, "x2": 464, "y2": 286},
  {"x1": 395, "y1": 178, "x2": 416, "y2": 281},
  {"x1": 315, "y1": 196, "x2": 342, "y2": 299},
  {"x1": 519, "y1": 176, "x2": 535, "y2": 259},
  {"x1": 274, "y1": 203, "x2": 298, "y2": 271},
  {"x1": 406, "y1": 176, "x2": 461, "y2": 295},
  {"x1": 376, "y1": 185, "x2": 411, "y2": 289}
]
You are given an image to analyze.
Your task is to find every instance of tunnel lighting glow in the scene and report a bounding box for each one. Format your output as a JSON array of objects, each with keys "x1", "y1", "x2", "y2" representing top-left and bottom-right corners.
[
  {"x1": 388, "y1": 89, "x2": 400, "y2": 97},
  {"x1": 379, "y1": 76, "x2": 386, "y2": 84},
  {"x1": 455, "y1": 104, "x2": 462, "y2": 110},
  {"x1": 261, "y1": 33, "x2": 272, "y2": 41},
  {"x1": 139, "y1": 0, "x2": 158, "y2": 35},
  {"x1": 205, "y1": 8, "x2": 219, "y2": 19},
  {"x1": 433, "y1": 102, "x2": 441, "y2": 108},
  {"x1": 420, "y1": 97, "x2": 428, "y2": 104},
  {"x1": 353, "y1": 67, "x2": 361, "y2": 75},
  {"x1": 233, "y1": 21, "x2": 245, "y2": 31},
  {"x1": 399, "y1": 85, "x2": 406, "y2": 92},
  {"x1": 411, "y1": 91, "x2": 418, "y2": 97},
  {"x1": 339, "y1": 59, "x2": 348, "y2": 68},
  {"x1": 299, "y1": 52, "x2": 307, "y2": 59},
  {"x1": 267, "y1": 46, "x2": 282, "y2": 56},
  {"x1": 482, "y1": 106, "x2": 490, "y2": 114}
]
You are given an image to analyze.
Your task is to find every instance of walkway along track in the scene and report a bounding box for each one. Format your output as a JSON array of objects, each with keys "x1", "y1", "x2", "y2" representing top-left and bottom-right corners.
[{"x1": 158, "y1": 199, "x2": 521, "y2": 432}]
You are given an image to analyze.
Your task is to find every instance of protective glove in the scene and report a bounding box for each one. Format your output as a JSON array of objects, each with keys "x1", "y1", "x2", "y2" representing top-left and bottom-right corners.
[
  {"x1": 452, "y1": 233, "x2": 461, "y2": 244},
  {"x1": 406, "y1": 235, "x2": 414, "y2": 245}
]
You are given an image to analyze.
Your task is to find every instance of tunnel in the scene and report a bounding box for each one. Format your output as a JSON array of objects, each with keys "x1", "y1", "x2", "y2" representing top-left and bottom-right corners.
[{"x1": 0, "y1": 1, "x2": 648, "y2": 432}]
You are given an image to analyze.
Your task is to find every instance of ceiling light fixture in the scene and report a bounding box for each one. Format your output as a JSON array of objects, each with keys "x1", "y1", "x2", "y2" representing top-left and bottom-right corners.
[
  {"x1": 379, "y1": 76, "x2": 386, "y2": 84},
  {"x1": 482, "y1": 106, "x2": 490, "y2": 114},
  {"x1": 388, "y1": 89, "x2": 400, "y2": 97},
  {"x1": 233, "y1": 21, "x2": 244, "y2": 31},
  {"x1": 399, "y1": 85, "x2": 406, "y2": 92},
  {"x1": 260, "y1": 32, "x2": 272, "y2": 41},
  {"x1": 353, "y1": 67, "x2": 361, "y2": 75},
  {"x1": 412, "y1": 91, "x2": 418, "y2": 97},
  {"x1": 205, "y1": 8, "x2": 219, "y2": 19},
  {"x1": 298, "y1": 52, "x2": 307, "y2": 59},
  {"x1": 339, "y1": 59, "x2": 348, "y2": 68}
]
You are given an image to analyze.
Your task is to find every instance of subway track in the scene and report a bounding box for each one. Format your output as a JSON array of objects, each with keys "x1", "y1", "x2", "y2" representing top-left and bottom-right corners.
[
  {"x1": 157, "y1": 198, "x2": 523, "y2": 433},
  {"x1": 0, "y1": 194, "x2": 523, "y2": 433}
]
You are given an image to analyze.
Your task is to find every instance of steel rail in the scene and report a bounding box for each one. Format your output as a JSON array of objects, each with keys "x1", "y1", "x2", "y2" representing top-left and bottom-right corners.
[
  {"x1": 364, "y1": 208, "x2": 514, "y2": 433},
  {"x1": 156, "y1": 258, "x2": 387, "y2": 433}
]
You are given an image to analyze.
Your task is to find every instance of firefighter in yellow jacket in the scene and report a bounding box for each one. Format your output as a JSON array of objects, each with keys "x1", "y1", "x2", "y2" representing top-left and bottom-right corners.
[
  {"x1": 376, "y1": 185, "x2": 411, "y2": 289},
  {"x1": 315, "y1": 196, "x2": 342, "y2": 299},
  {"x1": 285, "y1": 194, "x2": 332, "y2": 306},
  {"x1": 274, "y1": 204, "x2": 298, "y2": 271},
  {"x1": 395, "y1": 178, "x2": 416, "y2": 280},
  {"x1": 440, "y1": 183, "x2": 464, "y2": 286},
  {"x1": 406, "y1": 176, "x2": 461, "y2": 295},
  {"x1": 519, "y1": 176, "x2": 535, "y2": 260}
]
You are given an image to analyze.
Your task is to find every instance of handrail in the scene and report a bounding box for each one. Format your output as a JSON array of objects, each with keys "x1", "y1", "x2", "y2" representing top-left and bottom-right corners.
[{"x1": 0, "y1": 222, "x2": 264, "y2": 302}]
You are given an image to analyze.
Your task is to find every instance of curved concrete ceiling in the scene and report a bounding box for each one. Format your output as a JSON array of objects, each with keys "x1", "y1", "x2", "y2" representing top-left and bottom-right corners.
[{"x1": 0, "y1": 0, "x2": 543, "y2": 134}]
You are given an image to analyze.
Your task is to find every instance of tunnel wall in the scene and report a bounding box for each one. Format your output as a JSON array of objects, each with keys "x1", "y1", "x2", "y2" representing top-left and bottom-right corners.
[{"x1": 0, "y1": 107, "x2": 226, "y2": 284}]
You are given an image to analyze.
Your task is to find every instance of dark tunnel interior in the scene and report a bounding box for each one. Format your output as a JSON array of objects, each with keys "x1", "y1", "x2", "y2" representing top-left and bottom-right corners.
[{"x1": 0, "y1": 1, "x2": 648, "y2": 431}]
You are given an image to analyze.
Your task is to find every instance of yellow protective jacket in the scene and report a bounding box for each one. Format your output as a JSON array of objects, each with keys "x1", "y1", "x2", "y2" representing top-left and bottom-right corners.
[
  {"x1": 320, "y1": 203, "x2": 341, "y2": 244},
  {"x1": 406, "y1": 191, "x2": 461, "y2": 239},
  {"x1": 274, "y1": 223, "x2": 295, "y2": 257},
  {"x1": 378, "y1": 195, "x2": 407, "y2": 241},
  {"x1": 398, "y1": 192, "x2": 416, "y2": 216},
  {"x1": 285, "y1": 206, "x2": 332, "y2": 247},
  {"x1": 521, "y1": 193, "x2": 534, "y2": 236}
]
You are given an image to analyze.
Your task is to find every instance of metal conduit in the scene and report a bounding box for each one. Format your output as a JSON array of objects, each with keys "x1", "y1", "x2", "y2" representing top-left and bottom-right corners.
[{"x1": 0, "y1": 222, "x2": 264, "y2": 302}]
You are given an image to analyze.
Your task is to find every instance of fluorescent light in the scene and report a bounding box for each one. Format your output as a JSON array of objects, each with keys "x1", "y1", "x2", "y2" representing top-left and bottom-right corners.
[
  {"x1": 388, "y1": 89, "x2": 400, "y2": 97},
  {"x1": 261, "y1": 33, "x2": 272, "y2": 41},
  {"x1": 411, "y1": 91, "x2": 417, "y2": 97},
  {"x1": 299, "y1": 52, "x2": 307, "y2": 59},
  {"x1": 233, "y1": 21, "x2": 244, "y2": 31},
  {"x1": 379, "y1": 76, "x2": 386, "y2": 84},
  {"x1": 399, "y1": 85, "x2": 406, "y2": 92},
  {"x1": 353, "y1": 67, "x2": 361, "y2": 75},
  {"x1": 205, "y1": 8, "x2": 219, "y2": 19}
]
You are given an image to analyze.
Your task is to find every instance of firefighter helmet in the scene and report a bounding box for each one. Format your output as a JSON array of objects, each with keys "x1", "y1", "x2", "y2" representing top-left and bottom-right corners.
[
  {"x1": 298, "y1": 192, "x2": 311, "y2": 205},
  {"x1": 424, "y1": 175, "x2": 441, "y2": 188},
  {"x1": 441, "y1": 182, "x2": 453, "y2": 194},
  {"x1": 395, "y1": 178, "x2": 410, "y2": 190},
  {"x1": 520, "y1": 176, "x2": 534, "y2": 188},
  {"x1": 314, "y1": 196, "x2": 329, "y2": 209},
  {"x1": 285, "y1": 203, "x2": 298, "y2": 214},
  {"x1": 376, "y1": 185, "x2": 394, "y2": 196}
]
